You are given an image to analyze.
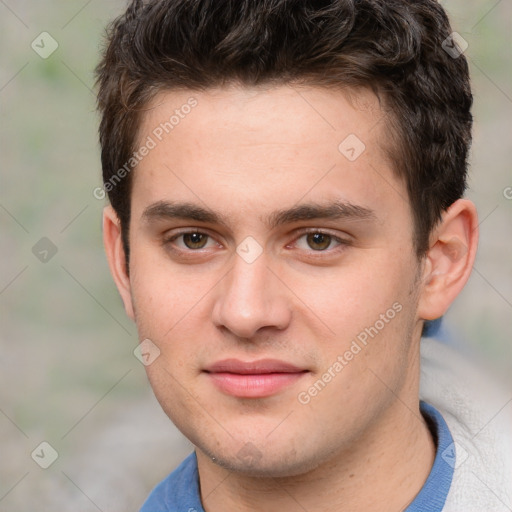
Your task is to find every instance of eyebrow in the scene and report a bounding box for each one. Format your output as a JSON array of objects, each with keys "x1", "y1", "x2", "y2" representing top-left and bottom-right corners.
[{"x1": 141, "y1": 200, "x2": 377, "y2": 229}]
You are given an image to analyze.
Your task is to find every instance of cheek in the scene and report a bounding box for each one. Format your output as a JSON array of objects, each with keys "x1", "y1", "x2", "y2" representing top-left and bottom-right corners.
[
  {"x1": 129, "y1": 248, "x2": 203, "y2": 332},
  {"x1": 291, "y1": 251, "x2": 419, "y2": 398},
  {"x1": 294, "y1": 253, "x2": 413, "y2": 333}
]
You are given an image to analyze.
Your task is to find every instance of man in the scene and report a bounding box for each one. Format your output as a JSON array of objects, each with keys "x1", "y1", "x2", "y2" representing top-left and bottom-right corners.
[{"x1": 95, "y1": 0, "x2": 511, "y2": 510}]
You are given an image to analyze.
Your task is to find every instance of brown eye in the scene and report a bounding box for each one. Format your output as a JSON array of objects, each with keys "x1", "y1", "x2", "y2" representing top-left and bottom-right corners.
[
  {"x1": 306, "y1": 232, "x2": 332, "y2": 251},
  {"x1": 182, "y1": 232, "x2": 209, "y2": 249}
]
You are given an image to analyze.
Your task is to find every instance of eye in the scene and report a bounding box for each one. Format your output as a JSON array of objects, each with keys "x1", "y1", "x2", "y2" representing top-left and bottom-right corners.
[
  {"x1": 294, "y1": 230, "x2": 349, "y2": 252},
  {"x1": 165, "y1": 231, "x2": 216, "y2": 251}
]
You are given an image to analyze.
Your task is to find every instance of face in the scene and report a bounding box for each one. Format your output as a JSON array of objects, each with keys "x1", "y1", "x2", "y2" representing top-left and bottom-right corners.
[{"x1": 119, "y1": 84, "x2": 425, "y2": 476}]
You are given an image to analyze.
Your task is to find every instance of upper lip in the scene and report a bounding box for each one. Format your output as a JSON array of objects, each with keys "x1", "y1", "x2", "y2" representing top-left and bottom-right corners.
[{"x1": 204, "y1": 358, "x2": 306, "y2": 374}]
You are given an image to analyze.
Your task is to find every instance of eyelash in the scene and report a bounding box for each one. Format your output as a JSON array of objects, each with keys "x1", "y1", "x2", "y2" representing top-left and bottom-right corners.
[{"x1": 163, "y1": 228, "x2": 351, "y2": 256}]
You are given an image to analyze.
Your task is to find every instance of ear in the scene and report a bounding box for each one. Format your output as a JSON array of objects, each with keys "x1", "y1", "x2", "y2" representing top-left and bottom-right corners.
[
  {"x1": 417, "y1": 199, "x2": 478, "y2": 321},
  {"x1": 103, "y1": 205, "x2": 135, "y2": 320}
]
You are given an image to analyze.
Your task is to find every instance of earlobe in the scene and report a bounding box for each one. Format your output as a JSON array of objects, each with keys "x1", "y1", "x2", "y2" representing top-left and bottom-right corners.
[
  {"x1": 102, "y1": 206, "x2": 135, "y2": 320},
  {"x1": 417, "y1": 199, "x2": 479, "y2": 321}
]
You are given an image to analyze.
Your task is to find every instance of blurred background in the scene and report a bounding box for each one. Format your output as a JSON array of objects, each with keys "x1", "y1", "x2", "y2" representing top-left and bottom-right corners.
[{"x1": 0, "y1": 0, "x2": 511, "y2": 510}]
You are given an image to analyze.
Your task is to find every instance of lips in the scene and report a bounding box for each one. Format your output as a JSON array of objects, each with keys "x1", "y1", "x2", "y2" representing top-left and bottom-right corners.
[{"x1": 203, "y1": 358, "x2": 308, "y2": 398}]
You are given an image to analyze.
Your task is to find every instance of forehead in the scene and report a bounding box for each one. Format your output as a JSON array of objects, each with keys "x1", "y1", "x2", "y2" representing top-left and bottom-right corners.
[
  {"x1": 140, "y1": 84, "x2": 386, "y2": 150},
  {"x1": 132, "y1": 84, "x2": 408, "y2": 230}
]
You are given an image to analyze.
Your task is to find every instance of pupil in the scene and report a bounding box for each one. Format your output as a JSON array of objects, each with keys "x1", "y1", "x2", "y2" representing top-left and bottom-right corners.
[
  {"x1": 185, "y1": 233, "x2": 206, "y2": 248},
  {"x1": 308, "y1": 233, "x2": 331, "y2": 250}
]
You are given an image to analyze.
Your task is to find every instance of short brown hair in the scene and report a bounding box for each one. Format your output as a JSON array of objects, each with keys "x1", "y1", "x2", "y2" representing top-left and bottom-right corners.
[{"x1": 95, "y1": 0, "x2": 472, "y2": 263}]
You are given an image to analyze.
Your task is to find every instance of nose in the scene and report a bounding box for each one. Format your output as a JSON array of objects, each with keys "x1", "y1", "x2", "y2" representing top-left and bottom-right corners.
[{"x1": 211, "y1": 250, "x2": 292, "y2": 340}]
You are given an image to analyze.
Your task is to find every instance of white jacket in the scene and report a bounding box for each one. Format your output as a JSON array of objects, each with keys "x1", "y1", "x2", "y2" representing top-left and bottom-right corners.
[{"x1": 420, "y1": 337, "x2": 512, "y2": 511}]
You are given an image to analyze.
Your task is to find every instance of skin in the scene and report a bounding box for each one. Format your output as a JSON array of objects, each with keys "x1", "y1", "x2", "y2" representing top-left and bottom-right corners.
[{"x1": 103, "y1": 84, "x2": 478, "y2": 511}]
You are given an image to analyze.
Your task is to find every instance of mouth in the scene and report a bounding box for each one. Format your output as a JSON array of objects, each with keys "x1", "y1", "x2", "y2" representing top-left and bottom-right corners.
[{"x1": 203, "y1": 358, "x2": 309, "y2": 398}]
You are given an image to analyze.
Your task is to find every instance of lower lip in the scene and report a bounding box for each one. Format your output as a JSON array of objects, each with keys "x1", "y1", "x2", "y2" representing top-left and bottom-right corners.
[{"x1": 206, "y1": 372, "x2": 307, "y2": 398}]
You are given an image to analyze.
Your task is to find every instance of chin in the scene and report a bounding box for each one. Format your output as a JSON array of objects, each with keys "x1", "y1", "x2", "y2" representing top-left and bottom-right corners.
[{"x1": 197, "y1": 439, "x2": 327, "y2": 479}]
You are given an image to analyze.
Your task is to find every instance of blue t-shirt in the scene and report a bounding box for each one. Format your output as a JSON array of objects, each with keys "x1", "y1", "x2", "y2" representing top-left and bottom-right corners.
[{"x1": 140, "y1": 400, "x2": 454, "y2": 511}]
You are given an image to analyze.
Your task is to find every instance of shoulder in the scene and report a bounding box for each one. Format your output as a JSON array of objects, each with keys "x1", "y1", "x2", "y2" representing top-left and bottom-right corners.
[
  {"x1": 140, "y1": 452, "x2": 204, "y2": 512},
  {"x1": 420, "y1": 337, "x2": 512, "y2": 511}
]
